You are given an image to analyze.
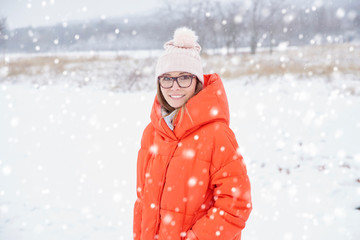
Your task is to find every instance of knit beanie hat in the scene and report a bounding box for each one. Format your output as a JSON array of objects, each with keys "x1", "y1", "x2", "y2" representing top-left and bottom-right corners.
[{"x1": 156, "y1": 27, "x2": 204, "y2": 84}]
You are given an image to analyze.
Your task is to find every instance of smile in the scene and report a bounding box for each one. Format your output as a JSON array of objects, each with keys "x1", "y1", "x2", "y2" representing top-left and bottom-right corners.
[{"x1": 170, "y1": 95, "x2": 185, "y2": 99}]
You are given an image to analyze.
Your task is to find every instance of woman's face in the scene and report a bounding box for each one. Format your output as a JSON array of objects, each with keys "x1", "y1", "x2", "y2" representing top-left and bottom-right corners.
[{"x1": 159, "y1": 71, "x2": 197, "y2": 109}]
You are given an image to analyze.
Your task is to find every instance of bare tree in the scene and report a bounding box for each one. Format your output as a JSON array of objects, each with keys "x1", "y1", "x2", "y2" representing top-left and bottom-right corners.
[
  {"x1": 266, "y1": 0, "x2": 288, "y2": 54},
  {"x1": 213, "y1": 1, "x2": 245, "y2": 54},
  {"x1": 157, "y1": 0, "x2": 218, "y2": 52},
  {"x1": 194, "y1": 0, "x2": 218, "y2": 51},
  {"x1": 248, "y1": 0, "x2": 288, "y2": 54},
  {"x1": 0, "y1": 17, "x2": 7, "y2": 39},
  {"x1": 0, "y1": 17, "x2": 7, "y2": 58},
  {"x1": 2, "y1": 1, "x2": 359, "y2": 53},
  {"x1": 249, "y1": 0, "x2": 261, "y2": 54}
]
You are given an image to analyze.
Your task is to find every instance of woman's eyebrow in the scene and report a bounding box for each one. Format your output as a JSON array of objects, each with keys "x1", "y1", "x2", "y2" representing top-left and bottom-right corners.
[{"x1": 161, "y1": 72, "x2": 188, "y2": 76}]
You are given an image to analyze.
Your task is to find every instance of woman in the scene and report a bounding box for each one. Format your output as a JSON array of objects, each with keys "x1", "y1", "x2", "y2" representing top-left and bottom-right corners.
[{"x1": 134, "y1": 27, "x2": 252, "y2": 240}]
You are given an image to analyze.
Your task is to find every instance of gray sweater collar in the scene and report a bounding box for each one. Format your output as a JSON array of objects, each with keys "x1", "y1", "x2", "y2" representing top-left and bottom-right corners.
[{"x1": 161, "y1": 108, "x2": 177, "y2": 131}]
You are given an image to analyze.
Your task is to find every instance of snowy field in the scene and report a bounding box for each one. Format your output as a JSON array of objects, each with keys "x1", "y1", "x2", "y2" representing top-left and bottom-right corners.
[{"x1": 1, "y1": 49, "x2": 360, "y2": 240}]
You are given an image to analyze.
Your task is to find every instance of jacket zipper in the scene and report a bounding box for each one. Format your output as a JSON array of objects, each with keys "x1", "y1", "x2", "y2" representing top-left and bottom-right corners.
[{"x1": 154, "y1": 139, "x2": 180, "y2": 238}]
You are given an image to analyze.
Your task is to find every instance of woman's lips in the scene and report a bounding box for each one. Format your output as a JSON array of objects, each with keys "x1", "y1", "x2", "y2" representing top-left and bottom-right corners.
[{"x1": 170, "y1": 95, "x2": 185, "y2": 99}]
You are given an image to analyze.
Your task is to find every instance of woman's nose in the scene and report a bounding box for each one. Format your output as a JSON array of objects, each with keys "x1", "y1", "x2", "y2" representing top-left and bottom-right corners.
[{"x1": 171, "y1": 80, "x2": 181, "y2": 90}]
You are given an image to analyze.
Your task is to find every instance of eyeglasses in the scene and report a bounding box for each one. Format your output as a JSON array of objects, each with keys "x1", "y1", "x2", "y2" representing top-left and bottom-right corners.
[{"x1": 158, "y1": 74, "x2": 196, "y2": 89}]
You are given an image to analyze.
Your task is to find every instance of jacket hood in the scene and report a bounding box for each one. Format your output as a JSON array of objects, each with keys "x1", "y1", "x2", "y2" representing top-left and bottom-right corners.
[{"x1": 150, "y1": 73, "x2": 230, "y2": 140}]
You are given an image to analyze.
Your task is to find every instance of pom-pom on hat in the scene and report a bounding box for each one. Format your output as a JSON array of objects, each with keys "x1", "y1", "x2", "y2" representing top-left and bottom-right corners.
[{"x1": 156, "y1": 27, "x2": 204, "y2": 84}]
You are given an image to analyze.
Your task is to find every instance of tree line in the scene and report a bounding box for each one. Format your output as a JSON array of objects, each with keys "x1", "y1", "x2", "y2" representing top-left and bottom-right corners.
[{"x1": 0, "y1": 0, "x2": 359, "y2": 54}]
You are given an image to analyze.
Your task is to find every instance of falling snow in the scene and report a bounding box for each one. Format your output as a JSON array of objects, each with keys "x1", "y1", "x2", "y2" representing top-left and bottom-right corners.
[
  {"x1": 1, "y1": 51, "x2": 360, "y2": 240},
  {"x1": 162, "y1": 214, "x2": 172, "y2": 225},
  {"x1": 210, "y1": 107, "x2": 219, "y2": 117},
  {"x1": 183, "y1": 149, "x2": 195, "y2": 159},
  {"x1": 187, "y1": 177, "x2": 197, "y2": 187},
  {"x1": 149, "y1": 144, "x2": 158, "y2": 154}
]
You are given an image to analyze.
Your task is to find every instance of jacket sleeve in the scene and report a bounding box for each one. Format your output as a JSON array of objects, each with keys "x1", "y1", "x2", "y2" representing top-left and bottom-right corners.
[
  {"x1": 133, "y1": 148, "x2": 144, "y2": 240},
  {"x1": 133, "y1": 124, "x2": 153, "y2": 240},
  {"x1": 186, "y1": 127, "x2": 252, "y2": 240}
]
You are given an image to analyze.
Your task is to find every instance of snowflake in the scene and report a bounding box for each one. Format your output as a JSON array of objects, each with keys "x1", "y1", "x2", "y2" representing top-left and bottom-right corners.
[
  {"x1": 0, "y1": 205, "x2": 8, "y2": 214},
  {"x1": 150, "y1": 144, "x2": 158, "y2": 154},
  {"x1": 188, "y1": 177, "x2": 197, "y2": 187},
  {"x1": 163, "y1": 214, "x2": 172, "y2": 224},
  {"x1": 41, "y1": 189, "x2": 50, "y2": 195},
  {"x1": 234, "y1": 15, "x2": 243, "y2": 24},
  {"x1": 113, "y1": 193, "x2": 122, "y2": 202},
  {"x1": 183, "y1": 149, "x2": 195, "y2": 159},
  {"x1": 2, "y1": 165, "x2": 12, "y2": 176},
  {"x1": 210, "y1": 107, "x2": 219, "y2": 117},
  {"x1": 336, "y1": 8, "x2": 346, "y2": 19},
  {"x1": 231, "y1": 187, "x2": 241, "y2": 198}
]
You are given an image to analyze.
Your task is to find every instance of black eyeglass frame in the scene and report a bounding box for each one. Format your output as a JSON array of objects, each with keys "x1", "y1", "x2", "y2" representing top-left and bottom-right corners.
[{"x1": 158, "y1": 74, "x2": 196, "y2": 89}]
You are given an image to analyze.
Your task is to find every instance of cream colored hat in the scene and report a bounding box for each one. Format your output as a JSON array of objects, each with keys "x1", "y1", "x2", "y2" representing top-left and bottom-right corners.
[{"x1": 155, "y1": 27, "x2": 204, "y2": 84}]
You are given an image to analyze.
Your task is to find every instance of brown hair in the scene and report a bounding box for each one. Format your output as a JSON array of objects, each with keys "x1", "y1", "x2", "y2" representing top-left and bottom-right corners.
[{"x1": 157, "y1": 78, "x2": 203, "y2": 125}]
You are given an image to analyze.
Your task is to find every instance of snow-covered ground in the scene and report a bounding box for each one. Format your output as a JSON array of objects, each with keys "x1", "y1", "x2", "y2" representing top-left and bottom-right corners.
[{"x1": 1, "y1": 66, "x2": 360, "y2": 239}]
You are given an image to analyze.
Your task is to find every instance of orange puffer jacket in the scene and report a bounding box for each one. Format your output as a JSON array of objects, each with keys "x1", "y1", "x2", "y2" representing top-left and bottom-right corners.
[{"x1": 134, "y1": 73, "x2": 252, "y2": 240}]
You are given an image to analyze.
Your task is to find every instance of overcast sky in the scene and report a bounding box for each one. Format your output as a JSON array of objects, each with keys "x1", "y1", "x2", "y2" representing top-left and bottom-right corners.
[
  {"x1": 0, "y1": 0, "x2": 162, "y2": 29},
  {"x1": 0, "y1": 0, "x2": 353, "y2": 30}
]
